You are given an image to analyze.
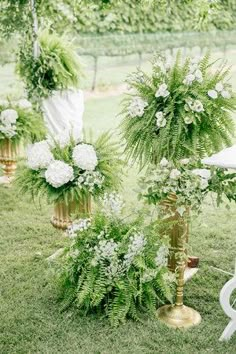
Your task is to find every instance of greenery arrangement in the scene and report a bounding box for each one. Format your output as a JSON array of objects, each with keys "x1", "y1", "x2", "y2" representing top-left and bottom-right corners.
[
  {"x1": 0, "y1": 98, "x2": 45, "y2": 146},
  {"x1": 55, "y1": 193, "x2": 174, "y2": 326},
  {"x1": 16, "y1": 132, "x2": 123, "y2": 204},
  {"x1": 139, "y1": 157, "x2": 236, "y2": 214},
  {"x1": 121, "y1": 52, "x2": 236, "y2": 166},
  {"x1": 17, "y1": 30, "x2": 83, "y2": 99}
]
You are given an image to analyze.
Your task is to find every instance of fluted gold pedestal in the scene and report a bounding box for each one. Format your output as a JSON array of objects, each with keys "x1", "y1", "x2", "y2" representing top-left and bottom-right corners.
[
  {"x1": 51, "y1": 196, "x2": 92, "y2": 230},
  {"x1": 157, "y1": 304, "x2": 201, "y2": 329},
  {"x1": 0, "y1": 139, "x2": 18, "y2": 185},
  {"x1": 158, "y1": 193, "x2": 201, "y2": 329}
]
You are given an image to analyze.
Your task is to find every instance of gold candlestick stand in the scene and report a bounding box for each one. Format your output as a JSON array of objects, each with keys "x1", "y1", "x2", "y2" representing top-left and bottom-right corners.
[
  {"x1": 51, "y1": 195, "x2": 92, "y2": 230},
  {"x1": 0, "y1": 139, "x2": 18, "y2": 185},
  {"x1": 157, "y1": 194, "x2": 201, "y2": 328}
]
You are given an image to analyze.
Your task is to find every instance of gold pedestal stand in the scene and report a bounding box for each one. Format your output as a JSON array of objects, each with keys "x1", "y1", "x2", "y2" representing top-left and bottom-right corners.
[
  {"x1": 0, "y1": 139, "x2": 18, "y2": 185},
  {"x1": 51, "y1": 196, "x2": 92, "y2": 230},
  {"x1": 157, "y1": 194, "x2": 201, "y2": 329}
]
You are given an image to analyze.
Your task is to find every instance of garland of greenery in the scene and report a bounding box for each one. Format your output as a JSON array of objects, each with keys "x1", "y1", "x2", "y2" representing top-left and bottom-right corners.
[
  {"x1": 54, "y1": 194, "x2": 174, "y2": 326},
  {"x1": 16, "y1": 132, "x2": 123, "y2": 205},
  {"x1": 17, "y1": 30, "x2": 83, "y2": 99},
  {"x1": 138, "y1": 158, "x2": 236, "y2": 215},
  {"x1": 121, "y1": 52, "x2": 236, "y2": 166},
  {"x1": 0, "y1": 98, "x2": 46, "y2": 147}
]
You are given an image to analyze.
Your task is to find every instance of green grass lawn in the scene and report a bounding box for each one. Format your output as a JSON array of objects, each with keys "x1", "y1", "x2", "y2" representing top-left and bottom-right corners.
[{"x1": 1, "y1": 93, "x2": 236, "y2": 353}]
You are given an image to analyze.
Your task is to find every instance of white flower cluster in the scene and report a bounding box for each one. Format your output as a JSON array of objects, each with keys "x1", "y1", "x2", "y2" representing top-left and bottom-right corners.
[
  {"x1": 183, "y1": 57, "x2": 203, "y2": 85},
  {"x1": 27, "y1": 141, "x2": 54, "y2": 170},
  {"x1": 208, "y1": 81, "x2": 231, "y2": 100},
  {"x1": 153, "y1": 55, "x2": 172, "y2": 74},
  {"x1": 45, "y1": 160, "x2": 74, "y2": 188},
  {"x1": 155, "y1": 245, "x2": 169, "y2": 267},
  {"x1": 77, "y1": 171, "x2": 104, "y2": 192},
  {"x1": 156, "y1": 111, "x2": 166, "y2": 128},
  {"x1": 169, "y1": 168, "x2": 181, "y2": 180},
  {"x1": 155, "y1": 83, "x2": 170, "y2": 98},
  {"x1": 163, "y1": 272, "x2": 176, "y2": 283},
  {"x1": 92, "y1": 237, "x2": 119, "y2": 266},
  {"x1": 48, "y1": 129, "x2": 81, "y2": 149},
  {"x1": 128, "y1": 96, "x2": 148, "y2": 118},
  {"x1": 67, "y1": 218, "x2": 92, "y2": 238},
  {"x1": 73, "y1": 143, "x2": 98, "y2": 171},
  {"x1": 0, "y1": 109, "x2": 18, "y2": 138},
  {"x1": 123, "y1": 232, "x2": 147, "y2": 268},
  {"x1": 184, "y1": 98, "x2": 204, "y2": 124},
  {"x1": 192, "y1": 168, "x2": 211, "y2": 190},
  {"x1": 101, "y1": 192, "x2": 125, "y2": 217},
  {"x1": 141, "y1": 269, "x2": 158, "y2": 283}
]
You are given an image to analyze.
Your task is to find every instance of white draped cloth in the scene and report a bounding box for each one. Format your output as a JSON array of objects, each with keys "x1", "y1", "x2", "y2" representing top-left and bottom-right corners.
[
  {"x1": 42, "y1": 89, "x2": 84, "y2": 139},
  {"x1": 202, "y1": 145, "x2": 236, "y2": 169}
]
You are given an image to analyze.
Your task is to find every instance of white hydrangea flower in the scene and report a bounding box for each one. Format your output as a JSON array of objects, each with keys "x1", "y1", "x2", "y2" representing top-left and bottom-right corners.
[
  {"x1": 155, "y1": 245, "x2": 169, "y2": 267},
  {"x1": 17, "y1": 99, "x2": 32, "y2": 109},
  {"x1": 156, "y1": 111, "x2": 167, "y2": 128},
  {"x1": 101, "y1": 192, "x2": 125, "y2": 217},
  {"x1": 155, "y1": 83, "x2": 170, "y2": 98},
  {"x1": 27, "y1": 141, "x2": 54, "y2": 170},
  {"x1": 45, "y1": 160, "x2": 74, "y2": 188},
  {"x1": 160, "y1": 157, "x2": 169, "y2": 168},
  {"x1": 195, "y1": 69, "x2": 203, "y2": 83},
  {"x1": 170, "y1": 168, "x2": 181, "y2": 180},
  {"x1": 73, "y1": 144, "x2": 98, "y2": 171},
  {"x1": 193, "y1": 100, "x2": 204, "y2": 112},
  {"x1": 0, "y1": 109, "x2": 18, "y2": 125},
  {"x1": 0, "y1": 124, "x2": 17, "y2": 138},
  {"x1": 221, "y1": 90, "x2": 231, "y2": 99},
  {"x1": 208, "y1": 90, "x2": 218, "y2": 99},
  {"x1": 128, "y1": 96, "x2": 148, "y2": 118},
  {"x1": 192, "y1": 168, "x2": 211, "y2": 180},
  {"x1": 183, "y1": 74, "x2": 195, "y2": 86},
  {"x1": 200, "y1": 178, "x2": 209, "y2": 190},
  {"x1": 215, "y1": 82, "x2": 224, "y2": 92},
  {"x1": 184, "y1": 116, "x2": 193, "y2": 125}
]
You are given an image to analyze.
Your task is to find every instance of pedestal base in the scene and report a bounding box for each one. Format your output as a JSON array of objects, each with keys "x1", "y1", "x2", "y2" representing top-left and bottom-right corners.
[{"x1": 157, "y1": 304, "x2": 201, "y2": 329}]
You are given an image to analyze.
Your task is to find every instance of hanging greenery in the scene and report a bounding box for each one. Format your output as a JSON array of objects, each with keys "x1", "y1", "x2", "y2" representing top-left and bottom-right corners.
[
  {"x1": 54, "y1": 193, "x2": 174, "y2": 326},
  {"x1": 121, "y1": 52, "x2": 236, "y2": 166},
  {"x1": 17, "y1": 30, "x2": 83, "y2": 99},
  {"x1": 15, "y1": 132, "x2": 123, "y2": 204},
  {"x1": 0, "y1": 98, "x2": 46, "y2": 147}
]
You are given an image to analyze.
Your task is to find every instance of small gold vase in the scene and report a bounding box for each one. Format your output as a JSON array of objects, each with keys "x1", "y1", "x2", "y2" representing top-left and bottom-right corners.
[
  {"x1": 160, "y1": 193, "x2": 189, "y2": 272},
  {"x1": 51, "y1": 195, "x2": 92, "y2": 230},
  {"x1": 0, "y1": 139, "x2": 18, "y2": 183}
]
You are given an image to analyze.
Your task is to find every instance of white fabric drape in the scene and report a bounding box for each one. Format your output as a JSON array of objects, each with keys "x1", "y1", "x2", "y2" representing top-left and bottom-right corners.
[
  {"x1": 42, "y1": 89, "x2": 84, "y2": 139},
  {"x1": 202, "y1": 145, "x2": 236, "y2": 169}
]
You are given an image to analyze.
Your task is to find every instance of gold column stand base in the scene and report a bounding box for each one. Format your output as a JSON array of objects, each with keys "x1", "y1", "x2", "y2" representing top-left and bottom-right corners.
[{"x1": 157, "y1": 304, "x2": 201, "y2": 329}]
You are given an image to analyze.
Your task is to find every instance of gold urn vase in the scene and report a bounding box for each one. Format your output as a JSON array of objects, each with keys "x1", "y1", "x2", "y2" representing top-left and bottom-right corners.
[
  {"x1": 51, "y1": 196, "x2": 92, "y2": 230},
  {"x1": 0, "y1": 139, "x2": 18, "y2": 184}
]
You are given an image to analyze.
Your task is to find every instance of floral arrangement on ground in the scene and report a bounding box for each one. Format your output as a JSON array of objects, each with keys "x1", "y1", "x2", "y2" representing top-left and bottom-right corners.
[
  {"x1": 54, "y1": 193, "x2": 175, "y2": 326},
  {"x1": 17, "y1": 29, "x2": 83, "y2": 99},
  {"x1": 121, "y1": 52, "x2": 236, "y2": 166},
  {"x1": 0, "y1": 97, "x2": 45, "y2": 146},
  {"x1": 16, "y1": 132, "x2": 123, "y2": 204},
  {"x1": 138, "y1": 157, "x2": 236, "y2": 216}
]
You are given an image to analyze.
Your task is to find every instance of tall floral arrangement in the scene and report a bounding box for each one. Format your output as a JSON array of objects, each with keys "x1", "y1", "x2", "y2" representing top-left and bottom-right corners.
[
  {"x1": 16, "y1": 132, "x2": 123, "y2": 204},
  {"x1": 121, "y1": 52, "x2": 236, "y2": 166},
  {"x1": 0, "y1": 98, "x2": 45, "y2": 146},
  {"x1": 54, "y1": 193, "x2": 175, "y2": 326}
]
